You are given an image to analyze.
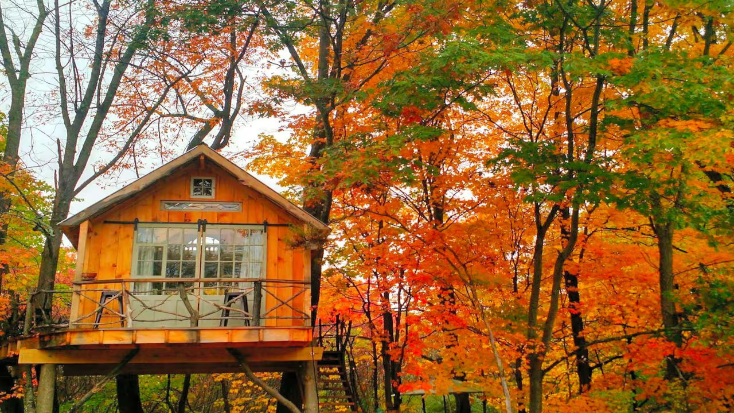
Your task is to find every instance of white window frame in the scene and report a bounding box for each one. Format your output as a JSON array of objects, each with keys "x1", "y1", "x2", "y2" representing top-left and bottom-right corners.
[
  {"x1": 131, "y1": 223, "x2": 201, "y2": 294},
  {"x1": 190, "y1": 176, "x2": 216, "y2": 199},
  {"x1": 131, "y1": 223, "x2": 267, "y2": 281}
]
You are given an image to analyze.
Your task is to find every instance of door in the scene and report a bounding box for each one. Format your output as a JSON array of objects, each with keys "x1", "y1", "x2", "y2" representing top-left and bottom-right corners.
[
  {"x1": 129, "y1": 223, "x2": 266, "y2": 328},
  {"x1": 197, "y1": 226, "x2": 266, "y2": 327}
]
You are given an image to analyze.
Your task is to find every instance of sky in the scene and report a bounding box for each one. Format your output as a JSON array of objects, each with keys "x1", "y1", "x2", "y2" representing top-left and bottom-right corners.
[{"x1": 0, "y1": 0, "x2": 302, "y2": 219}]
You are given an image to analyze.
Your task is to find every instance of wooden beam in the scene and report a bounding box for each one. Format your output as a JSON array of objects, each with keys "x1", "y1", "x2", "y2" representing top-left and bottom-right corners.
[
  {"x1": 62, "y1": 362, "x2": 300, "y2": 376},
  {"x1": 20, "y1": 346, "x2": 323, "y2": 365},
  {"x1": 17, "y1": 327, "x2": 312, "y2": 350}
]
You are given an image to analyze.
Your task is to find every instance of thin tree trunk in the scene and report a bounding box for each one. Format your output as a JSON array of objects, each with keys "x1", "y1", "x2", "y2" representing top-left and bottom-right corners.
[
  {"x1": 561, "y1": 208, "x2": 591, "y2": 392},
  {"x1": 220, "y1": 380, "x2": 231, "y2": 413},
  {"x1": 453, "y1": 394, "x2": 471, "y2": 413},
  {"x1": 116, "y1": 374, "x2": 144, "y2": 413},
  {"x1": 178, "y1": 374, "x2": 191, "y2": 413},
  {"x1": 564, "y1": 268, "x2": 591, "y2": 392},
  {"x1": 654, "y1": 220, "x2": 681, "y2": 379},
  {"x1": 276, "y1": 373, "x2": 302, "y2": 413}
]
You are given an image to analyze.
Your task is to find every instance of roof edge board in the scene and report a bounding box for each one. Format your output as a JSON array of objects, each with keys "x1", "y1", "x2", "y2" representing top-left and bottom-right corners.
[{"x1": 58, "y1": 146, "x2": 328, "y2": 231}]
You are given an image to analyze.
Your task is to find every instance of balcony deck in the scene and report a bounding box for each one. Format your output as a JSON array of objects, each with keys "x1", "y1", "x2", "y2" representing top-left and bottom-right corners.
[{"x1": 0, "y1": 277, "x2": 320, "y2": 376}]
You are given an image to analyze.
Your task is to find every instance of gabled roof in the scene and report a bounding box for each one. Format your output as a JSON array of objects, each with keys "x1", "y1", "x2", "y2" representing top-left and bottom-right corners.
[{"x1": 59, "y1": 145, "x2": 328, "y2": 244}]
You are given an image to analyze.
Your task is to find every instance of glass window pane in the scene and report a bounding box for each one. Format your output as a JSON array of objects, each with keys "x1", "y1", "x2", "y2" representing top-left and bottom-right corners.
[
  {"x1": 234, "y1": 229, "x2": 248, "y2": 245},
  {"x1": 168, "y1": 228, "x2": 183, "y2": 244},
  {"x1": 138, "y1": 246, "x2": 154, "y2": 261},
  {"x1": 249, "y1": 262, "x2": 262, "y2": 278},
  {"x1": 220, "y1": 229, "x2": 235, "y2": 245},
  {"x1": 167, "y1": 245, "x2": 181, "y2": 261},
  {"x1": 137, "y1": 228, "x2": 153, "y2": 243},
  {"x1": 205, "y1": 245, "x2": 219, "y2": 261},
  {"x1": 153, "y1": 246, "x2": 164, "y2": 261},
  {"x1": 165, "y1": 262, "x2": 180, "y2": 278},
  {"x1": 204, "y1": 263, "x2": 218, "y2": 278},
  {"x1": 221, "y1": 246, "x2": 234, "y2": 262},
  {"x1": 152, "y1": 261, "x2": 162, "y2": 276},
  {"x1": 234, "y1": 262, "x2": 243, "y2": 277},
  {"x1": 184, "y1": 228, "x2": 198, "y2": 245},
  {"x1": 234, "y1": 246, "x2": 246, "y2": 261},
  {"x1": 249, "y1": 230, "x2": 264, "y2": 246},
  {"x1": 137, "y1": 261, "x2": 153, "y2": 276},
  {"x1": 182, "y1": 245, "x2": 197, "y2": 260},
  {"x1": 152, "y1": 228, "x2": 167, "y2": 243},
  {"x1": 249, "y1": 246, "x2": 263, "y2": 262},
  {"x1": 221, "y1": 263, "x2": 234, "y2": 277},
  {"x1": 205, "y1": 228, "x2": 220, "y2": 245},
  {"x1": 181, "y1": 261, "x2": 196, "y2": 277}
]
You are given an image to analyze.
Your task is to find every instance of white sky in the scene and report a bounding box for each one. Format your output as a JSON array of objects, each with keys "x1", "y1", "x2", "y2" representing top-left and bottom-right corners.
[{"x1": 1, "y1": 0, "x2": 305, "y2": 217}]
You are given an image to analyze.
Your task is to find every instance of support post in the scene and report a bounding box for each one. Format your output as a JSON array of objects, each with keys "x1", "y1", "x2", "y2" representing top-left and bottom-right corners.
[
  {"x1": 35, "y1": 365, "x2": 55, "y2": 413},
  {"x1": 300, "y1": 361, "x2": 318, "y2": 413}
]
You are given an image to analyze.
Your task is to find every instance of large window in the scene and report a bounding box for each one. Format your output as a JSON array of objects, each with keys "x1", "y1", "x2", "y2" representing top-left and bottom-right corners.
[
  {"x1": 202, "y1": 227, "x2": 265, "y2": 292},
  {"x1": 132, "y1": 224, "x2": 265, "y2": 294}
]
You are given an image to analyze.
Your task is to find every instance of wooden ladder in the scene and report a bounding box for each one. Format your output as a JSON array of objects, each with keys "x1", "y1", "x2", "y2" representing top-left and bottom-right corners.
[{"x1": 317, "y1": 351, "x2": 359, "y2": 412}]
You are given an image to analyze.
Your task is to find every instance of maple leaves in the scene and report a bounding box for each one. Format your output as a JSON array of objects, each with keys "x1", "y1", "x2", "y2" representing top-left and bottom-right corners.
[
  {"x1": 0, "y1": 0, "x2": 732, "y2": 409},
  {"x1": 261, "y1": 0, "x2": 734, "y2": 408}
]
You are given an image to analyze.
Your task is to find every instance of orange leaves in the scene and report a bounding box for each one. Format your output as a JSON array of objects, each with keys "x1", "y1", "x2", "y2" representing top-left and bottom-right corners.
[
  {"x1": 657, "y1": 118, "x2": 717, "y2": 133},
  {"x1": 607, "y1": 57, "x2": 634, "y2": 76}
]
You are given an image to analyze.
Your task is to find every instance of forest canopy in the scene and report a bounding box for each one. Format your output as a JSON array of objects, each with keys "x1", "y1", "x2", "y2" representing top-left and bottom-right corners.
[{"x1": 1, "y1": 0, "x2": 733, "y2": 411}]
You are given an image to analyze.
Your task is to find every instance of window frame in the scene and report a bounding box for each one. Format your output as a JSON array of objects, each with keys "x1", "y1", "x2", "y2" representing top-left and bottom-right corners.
[
  {"x1": 131, "y1": 223, "x2": 201, "y2": 294},
  {"x1": 131, "y1": 223, "x2": 267, "y2": 282},
  {"x1": 190, "y1": 176, "x2": 216, "y2": 199}
]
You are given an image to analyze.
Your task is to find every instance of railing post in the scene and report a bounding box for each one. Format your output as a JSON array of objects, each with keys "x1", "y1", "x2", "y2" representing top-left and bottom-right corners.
[
  {"x1": 252, "y1": 281, "x2": 262, "y2": 326},
  {"x1": 318, "y1": 319, "x2": 322, "y2": 347},
  {"x1": 123, "y1": 282, "x2": 133, "y2": 328}
]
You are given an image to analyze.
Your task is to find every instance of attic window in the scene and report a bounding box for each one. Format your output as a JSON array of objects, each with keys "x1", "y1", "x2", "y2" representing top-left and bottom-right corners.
[{"x1": 191, "y1": 177, "x2": 215, "y2": 198}]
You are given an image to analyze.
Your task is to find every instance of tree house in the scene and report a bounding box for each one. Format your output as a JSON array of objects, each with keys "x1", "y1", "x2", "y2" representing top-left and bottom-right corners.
[{"x1": 7, "y1": 145, "x2": 327, "y2": 376}]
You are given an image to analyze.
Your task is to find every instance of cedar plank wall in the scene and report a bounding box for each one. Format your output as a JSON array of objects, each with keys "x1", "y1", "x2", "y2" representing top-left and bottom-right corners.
[{"x1": 76, "y1": 160, "x2": 307, "y2": 329}]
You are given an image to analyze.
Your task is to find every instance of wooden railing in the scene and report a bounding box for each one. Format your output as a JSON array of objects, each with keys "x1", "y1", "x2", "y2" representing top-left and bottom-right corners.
[{"x1": 36, "y1": 278, "x2": 311, "y2": 330}]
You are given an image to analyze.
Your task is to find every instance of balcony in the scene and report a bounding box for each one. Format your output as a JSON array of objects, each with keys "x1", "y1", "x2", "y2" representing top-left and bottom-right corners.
[{"x1": 5, "y1": 278, "x2": 318, "y2": 375}]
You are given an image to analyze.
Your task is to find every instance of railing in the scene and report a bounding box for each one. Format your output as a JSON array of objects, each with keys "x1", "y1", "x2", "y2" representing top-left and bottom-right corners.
[
  {"x1": 34, "y1": 278, "x2": 311, "y2": 330},
  {"x1": 317, "y1": 316, "x2": 352, "y2": 352}
]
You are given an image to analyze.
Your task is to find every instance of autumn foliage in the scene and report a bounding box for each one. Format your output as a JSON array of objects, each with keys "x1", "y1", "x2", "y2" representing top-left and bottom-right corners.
[{"x1": 1, "y1": 0, "x2": 734, "y2": 411}]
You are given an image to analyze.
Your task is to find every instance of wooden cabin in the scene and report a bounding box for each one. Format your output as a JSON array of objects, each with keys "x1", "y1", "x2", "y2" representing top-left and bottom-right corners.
[{"x1": 10, "y1": 145, "x2": 327, "y2": 376}]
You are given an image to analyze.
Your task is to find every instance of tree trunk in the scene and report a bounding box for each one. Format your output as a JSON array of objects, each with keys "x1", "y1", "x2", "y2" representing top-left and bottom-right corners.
[
  {"x1": 31, "y1": 185, "x2": 74, "y2": 413},
  {"x1": 116, "y1": 374, "x2": 144, "y2": 413},
  {"x1": 655, "y1": 220, "x2": 681, "y2": 380},
  {"x1": 178, "y1": 374, "x2": 191, "y2": 413},
  {"x1": 564, "y1": 269, "x2": 591, "y2": 392},
  {"x1": 300, "y1": 362, "x2": 318, "y2": 413},
  {"x1": 35, "y1": 365, "x2": 55, "y2": 413},
  {"x1": 382, "y1": 291, "x2": 398, "y2": 411},
  {"x1": 276, "y1": 373, "x2": 303, "y2": 413},
  {"x1": 526, "y1": 229, "x2": 547, "y2": 413},
  {"x1": 220, "y1": 379, "x2": 232, "y2": 413},
  {"x1": 453, "y1": 393, "x2": 471, "y2": 413},
  {"x1": 560, "y1": 207, "x2": 591, "y2": 392}
]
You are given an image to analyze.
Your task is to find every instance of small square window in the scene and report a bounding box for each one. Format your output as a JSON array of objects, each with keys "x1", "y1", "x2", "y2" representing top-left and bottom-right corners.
[{"x1": 191, "y1": 177, "x2": 215, "y2": 198}]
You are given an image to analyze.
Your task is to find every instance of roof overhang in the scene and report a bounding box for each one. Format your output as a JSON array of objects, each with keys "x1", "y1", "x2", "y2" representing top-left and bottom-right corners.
[{"x1": 59, "y1": 145, "x2": 328, "y2": 247}]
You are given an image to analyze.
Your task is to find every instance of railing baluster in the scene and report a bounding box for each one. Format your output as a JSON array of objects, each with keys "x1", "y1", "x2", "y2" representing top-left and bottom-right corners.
[{"x1": 252, "y1": 280, "x2": 262, "y2": 326}]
